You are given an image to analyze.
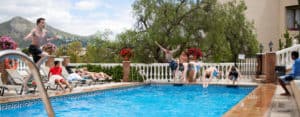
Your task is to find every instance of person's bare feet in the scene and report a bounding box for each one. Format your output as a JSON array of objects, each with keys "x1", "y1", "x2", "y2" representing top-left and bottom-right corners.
[
  {"x1": 69, "y1": 87, "x2": 73, "y2": 92},
  {"x1": 280, "y1": 93, "x2": 290, "y2": 96},
  {"x1": 39, "y1": 52, "x2": 49, "y2": 57}
]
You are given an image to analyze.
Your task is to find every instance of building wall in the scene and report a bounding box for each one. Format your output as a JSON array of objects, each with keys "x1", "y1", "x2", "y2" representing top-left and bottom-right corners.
[
  {"x1": 280, "y1": 0, "x2": 299, "y2": 45},
  {"x1": 219, "y1": 0, "x2": 299, "y2": 52}
]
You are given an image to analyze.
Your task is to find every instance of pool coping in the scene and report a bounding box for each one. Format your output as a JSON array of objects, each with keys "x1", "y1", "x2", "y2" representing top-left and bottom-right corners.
[
  {"x1": 223, "y1": 83, "x2": 276, "y2": 117},
  {"x1": 1, "y1": 82, "x2": 272, "y2": 116},
  {"x1": 0, "y1": 82, "x2": 145, "y2": 104},
  {"x1": 150, "y1": 82, "x2": 258, "y2": 87}
]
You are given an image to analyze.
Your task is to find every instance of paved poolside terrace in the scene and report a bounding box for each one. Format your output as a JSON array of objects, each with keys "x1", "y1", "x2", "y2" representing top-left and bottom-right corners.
[{"x1": 0, "y1": 81, "x2": 299, "y2": 117}]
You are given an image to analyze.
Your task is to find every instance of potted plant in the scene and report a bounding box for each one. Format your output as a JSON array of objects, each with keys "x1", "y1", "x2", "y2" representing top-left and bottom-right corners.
[
  {"x1": 0, "y1": 36, "x2": 17, "y2": 50},
  {"x1": 0, "y1": 35, "x2": 17, "y2": 84},
  {"x1": 187, "y1": 47, "x2": 203, "y2": 60},
  {"x1": 0, "y1": 36, "x2": 18, "y2": 69},
  {"x1": 119, "y1": 48, "x2": 133, "y2": 61},
  {"x1": 42, "y1": 42, "x2": 57, "y2": 55}
]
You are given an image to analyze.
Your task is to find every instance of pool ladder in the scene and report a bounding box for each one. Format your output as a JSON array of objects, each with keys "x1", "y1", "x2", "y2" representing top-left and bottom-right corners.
[{"x1": 0, "y1": 50, "x2": 54, "y2": 117}]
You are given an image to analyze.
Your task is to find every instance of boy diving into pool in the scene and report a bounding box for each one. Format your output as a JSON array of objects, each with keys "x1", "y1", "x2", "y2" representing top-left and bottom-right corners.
[{"x1": 202, "y1": 67, "x2": 220, "y2": 88}]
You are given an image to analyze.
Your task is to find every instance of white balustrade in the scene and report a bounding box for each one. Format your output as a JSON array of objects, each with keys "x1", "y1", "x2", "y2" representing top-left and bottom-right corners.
[
  {"x1": 276, "y1": 44, "x2": 300, "y2": 67},
  {"x1": 15, "y1": 58, "x2": 257, "y2": 83},
  {"x1": 68, "y1": 62, "x2": 256, "y2": 83}
]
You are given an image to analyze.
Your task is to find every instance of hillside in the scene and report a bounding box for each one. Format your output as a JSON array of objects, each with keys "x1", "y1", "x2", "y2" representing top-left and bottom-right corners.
[{"x1": 0, "y1": 16, "x2": 90, "y2": 48}]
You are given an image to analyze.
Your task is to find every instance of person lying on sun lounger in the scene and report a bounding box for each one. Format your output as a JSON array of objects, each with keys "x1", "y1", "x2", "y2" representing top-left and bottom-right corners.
[
  {"x1": 67, "y1": 69, "x2": 84, "y2": 81},
  {"x1": 48, "y1": 61, "x2": 72, "y2": 92},
  {"x1": 79, "y1": 67, "x2": 112, "y2": 81}
]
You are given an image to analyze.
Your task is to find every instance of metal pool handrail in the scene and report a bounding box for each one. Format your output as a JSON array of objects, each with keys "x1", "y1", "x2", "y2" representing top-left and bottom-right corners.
[{"x1": 0, "y1": 50, "x2": 54, "y2": 117}]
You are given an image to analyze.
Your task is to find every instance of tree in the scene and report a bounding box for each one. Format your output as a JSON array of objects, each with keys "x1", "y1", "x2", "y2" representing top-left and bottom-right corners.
[
  {"x1": 222, "y1": 0, "x2": 258, "y2": 62},
  {"x1": 85, "y1": 30, "x2": 119, "y2": 63},
  {"x1": 283, "y1": 30, "x2": 293, "y2": 48},
  {"x1": 56, "y1": 41, "x2": 83, "y2": 63},
  {"x1": 117, "y1": 0, "x2": 258, "y2": 62}
]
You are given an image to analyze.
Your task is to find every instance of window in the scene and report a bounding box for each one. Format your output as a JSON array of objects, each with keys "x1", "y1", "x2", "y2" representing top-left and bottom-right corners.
[{"x1": 286, "y1": 6, "x2": 300, "y2": 30}]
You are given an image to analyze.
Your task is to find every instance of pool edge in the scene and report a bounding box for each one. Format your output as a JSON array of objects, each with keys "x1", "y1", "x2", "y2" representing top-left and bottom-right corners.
[
  {"x1": 223, "y1": 83, "x2": 276, "y2": 117},
  {"x1": 0, "y1": 82, "x2": 146, "y2": 104}
]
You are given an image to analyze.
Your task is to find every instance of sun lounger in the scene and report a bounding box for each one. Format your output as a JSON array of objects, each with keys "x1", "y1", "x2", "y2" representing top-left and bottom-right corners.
[
  {"x1": 5, "y1": 69, "x2": 37, "y2": 95},
  {"x1": 38, "y1": 66, "x2": 61, "y2": 90},
  {"x1": 291, "y1": 80, "x2": 300, "y2": 112},
  {"x1": 61, "y1": 66, "x2": 93, "y2": 87},
  {"x1": 0, "y1": 76, "x2": 23, "y2": 96}
]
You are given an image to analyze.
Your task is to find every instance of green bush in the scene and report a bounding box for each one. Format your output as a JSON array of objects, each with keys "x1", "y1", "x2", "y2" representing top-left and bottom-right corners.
[
  {"x1": 77, "y1": 64, "x2": 143, "y2": 82},
  {"x1": 21, "y1": 48, "x2": 30, "y2": 55}
]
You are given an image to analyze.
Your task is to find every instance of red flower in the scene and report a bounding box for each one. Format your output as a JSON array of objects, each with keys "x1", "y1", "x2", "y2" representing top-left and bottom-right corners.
[
  {"x1": 187, "y1": 48, "x2": 202, "y2": 60},
  {"x1": 119, "y1": 48, "x2": 132, "y2": 58}
]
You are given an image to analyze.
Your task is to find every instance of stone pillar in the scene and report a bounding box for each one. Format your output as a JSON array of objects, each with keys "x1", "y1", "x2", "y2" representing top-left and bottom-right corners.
[
  {"x1": 45, "y1": 55, "x2": 55, "y2": 68},
  {"x1": 261, "y1": 54, "x2": 266, "y2": 75},
  {"x1": 61, "y1": 56, "x2": 70, "y2": 67},
  {"x1": 264, "y1": 52, "x2": 276, "y2": 83},
  {"x1": 122, "y1": 61, "x2": 130, "y2": 82}
]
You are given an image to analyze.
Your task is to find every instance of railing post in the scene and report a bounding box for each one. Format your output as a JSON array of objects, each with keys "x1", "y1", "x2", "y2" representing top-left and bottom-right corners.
[
  {"x1": 122, "y1": 61, "x2": 130, "y2": 82},
  {"x1": 61, "y1": 56, "x2": 70, "y2": 67},
  {"x1": 264, "y1": 52, "x2": 277, "y2": 83},
  {"x1": 45, "y1": 55, "x2": 55, "y2": 68}
]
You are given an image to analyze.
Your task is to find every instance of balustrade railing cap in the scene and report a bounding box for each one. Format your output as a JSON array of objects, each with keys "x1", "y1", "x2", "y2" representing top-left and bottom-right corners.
[
  {"x1": 60, "y1": 56, "x2": 70, "y2": 58},
  {"x1": 256, "y1": 53, "x2": 264, "y2": 55},
  {"x1": 266, "y1": 52, "x2": 276, "y2": 54},
  {"x1": 48, "y1": 55, "x2": 56, "y2": 57}
]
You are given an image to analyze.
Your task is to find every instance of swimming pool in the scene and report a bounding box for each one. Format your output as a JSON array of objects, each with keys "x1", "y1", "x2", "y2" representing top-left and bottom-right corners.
[{"x1": 0, "y1": 84, "x2": 255, "y2": 117}]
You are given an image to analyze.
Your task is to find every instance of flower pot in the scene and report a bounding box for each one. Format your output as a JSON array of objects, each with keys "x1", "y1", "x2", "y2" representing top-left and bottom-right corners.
[{"x1": 123, "y1": 56, "x2": 130, "y2": 61}]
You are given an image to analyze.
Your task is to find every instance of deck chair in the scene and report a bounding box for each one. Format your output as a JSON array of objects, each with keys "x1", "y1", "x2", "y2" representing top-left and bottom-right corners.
[
  {"x1": 291, "y1": 80, "x2": 300, "y2": 113},
  {"x1": 40, "y1": 66, "x2": 50, "y2": 82},
  {"x1": 0, "y1": 77, "x2": 23, "y2": 96},
  {"x1": 5, "y1": 69, "x2": 37, "y2": 95}
]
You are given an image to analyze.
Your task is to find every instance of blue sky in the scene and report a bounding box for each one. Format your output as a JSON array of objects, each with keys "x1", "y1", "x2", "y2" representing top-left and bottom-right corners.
[{"x1": 0, "y1": 0, "x2": 136, "y2": 37}]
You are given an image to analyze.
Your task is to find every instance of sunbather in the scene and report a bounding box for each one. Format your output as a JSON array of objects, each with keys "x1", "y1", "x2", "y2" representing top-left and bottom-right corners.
[
  {"x1": 97, "y1": 72, "x2": 112, "y2": 80},
  {"x1": 67, "y1": 70, "x2": 83, "y2": 81},
  {"x1": 80, "y1": 68, "x2": 104, "y2": 81},
  {"x1": 48, "y1": 61, "x2": 72, "y2": 92}
]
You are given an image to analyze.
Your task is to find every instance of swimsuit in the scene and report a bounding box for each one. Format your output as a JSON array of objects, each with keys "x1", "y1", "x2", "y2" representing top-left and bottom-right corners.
[
  {"x1": 213, "y1": 70, "x2": 218, "y2": 77},
  {"x1": 179, "y1": 63, "x2": 184, "y2": 71},
  {"x1": 196, "y1": 65, "x2": 201, "y2": 71},
  {"x1": 169, "y1": 60, "x2": 178, "y2": 71},
  {"x1": 28, "y1": 45, "x2": 42, "y2": 63}
]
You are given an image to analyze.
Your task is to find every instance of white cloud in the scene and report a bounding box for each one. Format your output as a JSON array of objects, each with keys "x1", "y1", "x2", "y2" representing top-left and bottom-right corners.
[
  {"x1": 75, "y1": 1, "x2": 96, "y2": 10},
  {"x1": 0, "y1": 0, "x2": 135, "y2": 38}
]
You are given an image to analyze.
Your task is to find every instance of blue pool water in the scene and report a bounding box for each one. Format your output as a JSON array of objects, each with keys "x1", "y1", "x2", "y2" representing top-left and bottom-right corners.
[{"x1": 0, "y1": 85, "x2": 255, "y2": 117}]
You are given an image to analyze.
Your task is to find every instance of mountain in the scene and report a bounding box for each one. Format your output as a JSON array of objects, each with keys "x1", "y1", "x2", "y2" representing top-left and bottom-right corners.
[{"x1": 0, "y1": 16, "x2": 90, "y2": 48}]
